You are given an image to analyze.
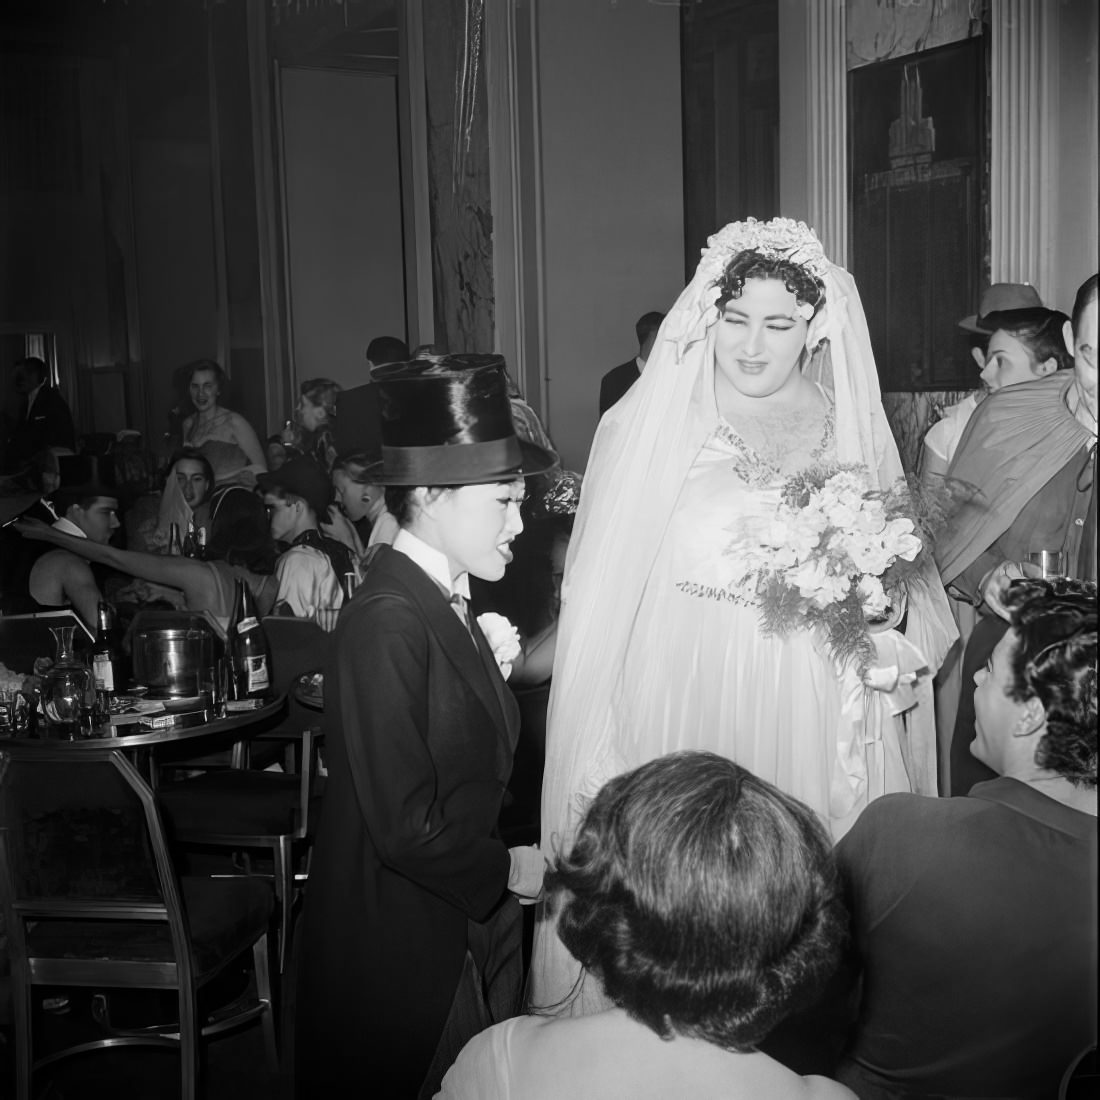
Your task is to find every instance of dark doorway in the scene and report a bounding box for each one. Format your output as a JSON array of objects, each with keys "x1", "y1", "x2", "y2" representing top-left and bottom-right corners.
[{"x1": 681, "y1": 0, "x2": 780, "y2": 280}]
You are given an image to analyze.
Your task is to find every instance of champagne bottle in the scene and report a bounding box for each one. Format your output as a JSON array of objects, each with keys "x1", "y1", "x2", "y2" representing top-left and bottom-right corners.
[
  {"x1": 227, "y1": 578, "x2": 271, "y2": 700},
  {"x1": 183, "y1": 518, "x2": 197, "y2": 558},
  {"x1": 168, "y1": 522, "x2": 183, "y2": 556},
  {"x1": 91, "y1": 602, "x2": 122, "y2": 717}
]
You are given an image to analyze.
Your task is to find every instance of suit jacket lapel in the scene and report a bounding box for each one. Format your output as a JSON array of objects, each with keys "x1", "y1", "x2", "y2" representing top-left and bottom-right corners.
[
  {"x1": 385, "y1": 553, "x2": 512, "y2": 744},
  {"x1": 470, "y1": 616, "x2": 520, "y2": 752}
]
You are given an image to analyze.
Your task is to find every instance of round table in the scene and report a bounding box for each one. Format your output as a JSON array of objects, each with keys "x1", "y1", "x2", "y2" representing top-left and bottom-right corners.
[{"x1": 0, "y1": 696, "x2": 287, "y2": 783}]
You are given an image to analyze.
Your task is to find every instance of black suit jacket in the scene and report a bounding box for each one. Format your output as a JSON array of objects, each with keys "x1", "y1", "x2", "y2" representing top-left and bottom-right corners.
[
  {"x1": 295, "y1": 545, "x2": 520, "y2": 1095},
  {"x1": 598, "y1": 358, "x2": 641, "y2": 416},
  {"x1": 5, "y1": 387, "x2": 76, "y2": 465}
]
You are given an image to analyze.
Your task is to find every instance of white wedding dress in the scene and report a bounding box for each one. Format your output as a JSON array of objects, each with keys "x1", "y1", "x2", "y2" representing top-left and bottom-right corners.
[
  {"x1": 616, "y1": 409, "x2": 909, "y2": 832},
  {"x1": 529, "y1": 224, "x2": 958, "y2": 1015}
]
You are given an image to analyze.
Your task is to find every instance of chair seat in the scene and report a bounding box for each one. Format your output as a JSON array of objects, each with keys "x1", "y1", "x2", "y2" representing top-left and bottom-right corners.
[
  {"x1": 159, "y1": 770, "x2": 323, "y2": 837},
  {"x1": 25, "y1": 876, "x2": 274, "y2": 982}
]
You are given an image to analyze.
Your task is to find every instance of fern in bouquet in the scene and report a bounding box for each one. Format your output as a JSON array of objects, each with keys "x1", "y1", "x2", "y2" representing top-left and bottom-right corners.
[{"x1": 725, "y1": 463, "x2": 938, "y2": 674}]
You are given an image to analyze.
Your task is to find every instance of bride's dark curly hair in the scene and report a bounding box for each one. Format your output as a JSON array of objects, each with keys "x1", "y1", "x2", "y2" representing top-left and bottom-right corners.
[
  {"x1": 716, "y1": 250, "x2": 826, "y2": 318},
  {"x1": 1003, "y1": 578, "x2": 1097, "y2": 788},
  {"x1": 546, "y1": 751, "x2": 846, "y2": 1052}
]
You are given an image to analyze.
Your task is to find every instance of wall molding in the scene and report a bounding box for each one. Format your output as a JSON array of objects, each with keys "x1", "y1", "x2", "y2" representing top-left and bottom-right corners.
[
  {"x1": 806, "y1": 0, "x2": 848, "y2": 265},
  {"x1": 485, "y1": 0, "x2": 546, "y2": 415},
  {"x1": 989, "y1": 0, "x2": 1057, "y2": 300}
]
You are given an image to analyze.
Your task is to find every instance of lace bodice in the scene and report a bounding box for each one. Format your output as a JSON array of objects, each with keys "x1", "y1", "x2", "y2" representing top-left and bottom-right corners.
[
  {"x1": 663, "y1": 407, "x2": 838, "y2": 608},
  {"x1": 715, "y1": 405, "x2": 835, "y2": 487}
]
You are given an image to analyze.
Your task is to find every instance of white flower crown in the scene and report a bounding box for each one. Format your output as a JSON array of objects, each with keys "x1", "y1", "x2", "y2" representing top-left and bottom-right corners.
[{"x1": 699, "y1": 217, "x2": 829, "y2": 282}]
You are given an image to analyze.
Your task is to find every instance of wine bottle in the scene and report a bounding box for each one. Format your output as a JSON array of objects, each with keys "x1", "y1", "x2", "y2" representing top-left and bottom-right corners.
[
  {"x1": 195, "y1": 525, "x2": 208, "y2": 560},
  {"x1": 91, "y1": 601, "x2": 122, "y2": 717},
  {"x1": 168, "y1": 522, "x2": 183, "y2": 556},
  {"x1": 227, "y1": 578, "x2": 271, "y2": 699},
  {"x1": 183, "y1": 518, "x2": 197, "y2": 558}
]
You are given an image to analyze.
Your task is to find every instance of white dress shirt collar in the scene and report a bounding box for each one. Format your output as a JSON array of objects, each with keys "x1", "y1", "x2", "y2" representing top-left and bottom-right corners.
[
  {"x1": 52, "y1": 515, "x2": 87, "y2": 539},
  {"x1": 392, "y1": 528, "x2": 470, "y2": 599}
]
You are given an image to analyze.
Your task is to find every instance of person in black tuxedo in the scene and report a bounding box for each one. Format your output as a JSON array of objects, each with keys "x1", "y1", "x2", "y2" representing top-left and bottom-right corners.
[
  {"x1": 294, "y1": 356, "x2": 558, "y2": 1098},
  {"x1": 597, "y1": 310, "x2": 665, "y2": 416},
  {"x1": 4, "y1": 356, "x2": 76, "y2": 469}
]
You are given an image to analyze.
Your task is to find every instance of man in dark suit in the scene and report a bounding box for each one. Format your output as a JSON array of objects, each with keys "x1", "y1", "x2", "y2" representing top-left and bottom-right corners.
[
  {"x1": 598, "y1": 310, "x2": 665, "y2": 416},
  {"x1": 4, "y1": 356, "x2": 76, "y2": 468},
  {"x1": 294, "y1": 357, "x2": 558, "y2": 1098}
]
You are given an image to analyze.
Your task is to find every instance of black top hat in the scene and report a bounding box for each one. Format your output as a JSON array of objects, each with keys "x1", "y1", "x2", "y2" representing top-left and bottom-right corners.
[
  {"x1": 52, "y1": 454, "x2": 117, "y2": 499},
  {"x1": 365, "y1": 355, "x2": 558, "y2": 486}
]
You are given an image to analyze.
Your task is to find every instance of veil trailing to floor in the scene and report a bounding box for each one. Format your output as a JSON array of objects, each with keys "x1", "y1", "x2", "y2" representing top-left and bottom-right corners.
[{"x1": 529, "y1": 218, "x2": 957, "y2": 1014}]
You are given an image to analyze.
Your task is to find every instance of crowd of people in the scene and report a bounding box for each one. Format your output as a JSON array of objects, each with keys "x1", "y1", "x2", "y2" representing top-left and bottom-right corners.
[{"x1": 0, "y1": 231, "x2": 1095, "y2": 1100}]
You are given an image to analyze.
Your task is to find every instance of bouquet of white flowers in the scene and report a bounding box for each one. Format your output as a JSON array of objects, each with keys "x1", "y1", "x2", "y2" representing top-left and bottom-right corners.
[{"x1": 726, "y1": 464, "x2": 928, "y2": 673}]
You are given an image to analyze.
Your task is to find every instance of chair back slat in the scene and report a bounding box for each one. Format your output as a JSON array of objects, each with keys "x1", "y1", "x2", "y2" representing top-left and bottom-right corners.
[{"x1": 0, "y1": 749, "x2": 192, "y2": 982}]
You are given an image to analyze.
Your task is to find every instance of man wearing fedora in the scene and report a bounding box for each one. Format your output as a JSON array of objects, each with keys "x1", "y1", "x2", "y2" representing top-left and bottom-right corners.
[
  {"x1": 25, "y1": 455, "x2": 119, "y2": 629},
  {"x1": 294, "y1": 356, "x2": 557, "y2": 1098}
]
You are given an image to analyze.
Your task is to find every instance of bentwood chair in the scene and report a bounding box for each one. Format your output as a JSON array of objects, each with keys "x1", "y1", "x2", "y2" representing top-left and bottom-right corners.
[
  {"x1": 157, "y1": 617, "x2": 329, "y2": 973},
  {"x1": 0, "y1": 747, "x2": 277, "y2": 1100}
]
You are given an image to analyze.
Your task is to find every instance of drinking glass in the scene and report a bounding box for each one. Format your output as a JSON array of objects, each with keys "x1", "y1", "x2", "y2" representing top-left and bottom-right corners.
[
  {"x1": 203, "y1": 659, "x2": 228, "y2": 719},
  {"x1": 1026, "y1": 550, "x2": 1066, "y2": 579}
]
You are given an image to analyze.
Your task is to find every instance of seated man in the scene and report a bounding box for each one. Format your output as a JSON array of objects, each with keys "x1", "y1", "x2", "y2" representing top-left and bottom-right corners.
[
  {"x1": 258, "y1": 457, "x2": 354, "y2": 618},
  {"x1": 28, "y1": 458, "x2": 121, "y2": 629},
  {"x1": 835, "y1": 578, "x2": 1097, "y2": 1099}
]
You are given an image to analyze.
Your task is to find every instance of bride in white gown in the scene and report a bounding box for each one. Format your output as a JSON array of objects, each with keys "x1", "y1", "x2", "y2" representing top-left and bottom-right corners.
[{"x1": 530, "y1": 218, "x2": 957, "y2": 1014}]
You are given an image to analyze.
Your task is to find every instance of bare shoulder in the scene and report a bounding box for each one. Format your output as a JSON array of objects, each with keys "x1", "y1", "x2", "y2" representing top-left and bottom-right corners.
[
  {"x1": 32, "y1": 548, "x2": 91, "y2": 580},
  {"x1": 801, "y1": 1074, "x2": 858, "y2": 1100},
  {"x1": 226, "y1": 408, "x2": 259, "y2": 437}
]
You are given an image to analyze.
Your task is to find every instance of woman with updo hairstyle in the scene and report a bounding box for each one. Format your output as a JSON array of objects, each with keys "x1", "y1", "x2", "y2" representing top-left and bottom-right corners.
[
  {"x1": 180, "y1": 358, "x2": 267, "y2": 487},
  {"x1": 439, "y1": 751, "x2": 853, "y2": 1099},
  {"x1": 532, "y1": 219, "x2": 956, "y2": 1010},
  {"x1": 284, "y1": 377, "x2": 341, "y2": 472}
]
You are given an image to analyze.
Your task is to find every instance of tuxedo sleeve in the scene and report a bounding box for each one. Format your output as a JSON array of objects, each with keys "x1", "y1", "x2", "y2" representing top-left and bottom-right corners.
[{"x1": 333, "y1": 593, "x2": 509, "y2": 921}]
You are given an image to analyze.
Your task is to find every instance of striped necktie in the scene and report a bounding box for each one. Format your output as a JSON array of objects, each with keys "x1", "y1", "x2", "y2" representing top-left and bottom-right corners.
[{"x1": 449, "y1": 592, "x2": 472, "y2": 635}]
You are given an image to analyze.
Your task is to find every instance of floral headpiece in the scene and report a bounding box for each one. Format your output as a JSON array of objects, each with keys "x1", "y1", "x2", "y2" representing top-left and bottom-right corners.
[
  {"x1": 663, "y1": 217, "x2": 834, "y2": 357},
  {"x1": 699, "y1": 217, "x2": 829, "y2": 282}
]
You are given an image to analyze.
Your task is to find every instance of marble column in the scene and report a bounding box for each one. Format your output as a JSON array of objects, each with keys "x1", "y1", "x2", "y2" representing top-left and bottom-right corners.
[
  {"x1": 806, "y1": 0, "x2": 848, "y2": 266},
  {"x1": 421, "y1": 0, "x2": 495, "y2": 354},
  {"x1": 989, "y1": 0, "x2": 1057, "y2": 299}
]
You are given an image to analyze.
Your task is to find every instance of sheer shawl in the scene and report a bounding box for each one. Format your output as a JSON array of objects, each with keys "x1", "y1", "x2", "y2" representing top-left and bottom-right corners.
[{"x1": 531, "y1": 222, "x2": 957, "y2": 1011}]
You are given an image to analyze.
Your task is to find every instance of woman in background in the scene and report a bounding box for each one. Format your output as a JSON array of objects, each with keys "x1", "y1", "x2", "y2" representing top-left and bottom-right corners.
[
  {"x1": 920, "y1": 305, "x2": 1071, "y2": 485},
  {"x1": 282, "y1": 378, "x2": 341, "y2": 472},
  {"x1": 180, "y1": 360, "x2": 267, "y2": 487}
]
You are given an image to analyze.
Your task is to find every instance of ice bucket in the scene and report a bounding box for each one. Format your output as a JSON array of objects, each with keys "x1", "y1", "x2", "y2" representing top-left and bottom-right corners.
[{"x1": 132, "y1": 626, "x2": 219, "y2": 698}]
